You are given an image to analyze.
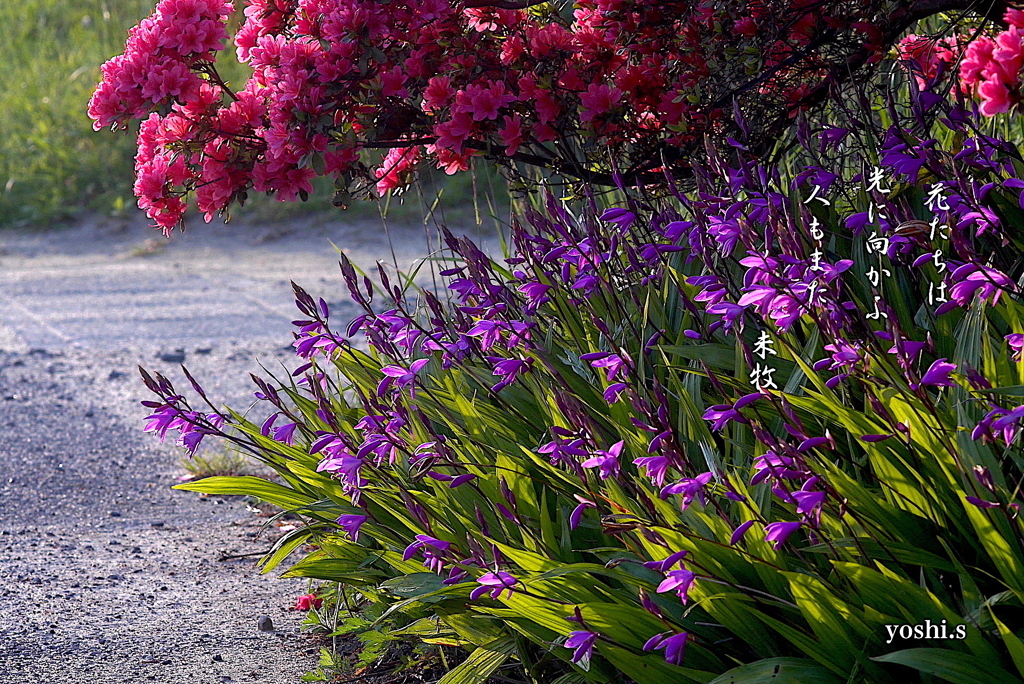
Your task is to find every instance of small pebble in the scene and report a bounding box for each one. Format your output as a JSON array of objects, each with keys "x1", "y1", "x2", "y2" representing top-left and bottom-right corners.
[{"x1": 256, "y1": 616, "x2": 274, "y2": 632}]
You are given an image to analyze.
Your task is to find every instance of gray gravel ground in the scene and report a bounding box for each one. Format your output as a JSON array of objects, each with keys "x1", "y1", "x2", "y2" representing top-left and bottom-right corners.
[{"x1": 0, "y1": 211, "x2": 493, "y2": 683}]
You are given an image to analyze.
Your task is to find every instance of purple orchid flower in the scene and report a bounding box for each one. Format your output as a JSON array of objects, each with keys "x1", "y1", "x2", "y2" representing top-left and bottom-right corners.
[
  {"x1": 661, "y1": 472, "x2": 714, "y2": 510},
  {"x1": 470, "y1": 571, "x2": 519, "y2": 600},
  {"x1": 336, "y1": 514, "x2": 367, "y2": 541},
  {"x1": 403, "y1": 535, "x2": 453, "y2": 573},
  {"x1": 764, "y1": 521, "x2": 802, "y2": 550},
  {"x1": 914, "y1": 358, "x2": 956, "y2": 389},
  {"x1": 730, "y1": 520, "x2": 756, "y2": 545},
  {"x1": 703, "y1": 405, "x2": 747, "y2": 431},
  {"x1": 581, "y1": 351, "x2": 628, "y2": 382},
  {"x1": 273, "y1": 422, "x2": 298, "y2": 445},
  {"x1": 948, "y1": 264, "x2": 1015, "y2": 307},
  {"x1": 643, "y1": 631, "x2": 689, "y2": 666},
  {"x1": 569, "y1": 497, "x2": 596, "y2": 530},
  {"x1": 656, "y1": 569, "x2": 696, "y2": 604},
  {"x1": 642, "y1": 550, "x2": 689, "y2": 573},
  {"x1": 564, "y1": 631, "x2": 599, "y2": 664},
  {"x1": 377, "y1": 359, "x2": 430, "y2": 397},
  {"x1": 1007, "y1": 333, "x2": 1024, "y2": 361},
  {"x1": 634, "y1": 454, "x2": 671, "y2": 487},
  {"x1": 581, "y1": 441, "x2": 624, "y2": 480},
  {"x1": 792, "y1": 490, "x2": 826, "y2": 515},
  {"x1": 465, "y1": 319, "x2": 507, "y2": 350},
  {"x1": 487, "y1": 356, "x2": 532, "y2": 392},
  {"x1": 601, "y1": 207, "x2": 637, "y2": 232},
  {"x1": 603, "y1": 381, "x2": 630, "y2": 404}
]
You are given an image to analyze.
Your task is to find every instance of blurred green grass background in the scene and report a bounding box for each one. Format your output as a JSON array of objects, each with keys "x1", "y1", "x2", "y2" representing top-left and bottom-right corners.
[
  {"x1": 2, "y1": 0, "x2": 506, "y2": 229},
  {"x1": 0, "y1": 0, "x2": 154, "y2": 226}
]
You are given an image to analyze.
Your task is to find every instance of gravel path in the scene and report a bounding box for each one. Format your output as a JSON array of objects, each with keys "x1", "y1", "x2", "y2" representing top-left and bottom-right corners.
[{"x1": 0, "y1": 212, "x2": 491, "y2": 683}]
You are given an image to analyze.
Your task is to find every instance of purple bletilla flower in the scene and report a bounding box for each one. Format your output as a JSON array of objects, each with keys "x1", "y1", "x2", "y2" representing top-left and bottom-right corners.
[
  {"x1": 792, "y1": 490, "x2": 826, "y2": 515},
  {"x1": 656, "y1": 569, "x2": 696, "y2": 604},
  {"x1": 703, "y1": 405, "x2": 747, "y2": 431},
  {"x1": 316, "y1": 446, "x2": 362, "y2": 482},
  {"x1": 564, "y1": 630, "x2": 599, "y2": 664},
  {"x1": 734, "y1": 392, "x2": 763, "y2": 410},
  {"x1": 661, "y1": 472, "x2": 714, "y2": 510},
  {"x1": 465, "y1": 319, "x2": 507, "y2": 350},
  {"x1": 403, "y1": 534, "x2": 452, "y2": 573},
  {"x1": 142, "y1": 404, "x2": 184, "y2": 440},
  {"x1": 538, "y1": 437, "x2": 588, "y2": 473},
  {"x1": 569, "y1": 497, "x2": 596, "y2": 530},
  {"x1": 705, "y1": 301, "x2": 747, "y2": 333},
  {"x1": 914, "y1": 358, "x2": 956, "y2": 390},
  {"x1": 845, "y1": 211, "x2": 871, "y2": 235},
  {"x1": 642, "y1": 549, "x2": 689, "y2": 573},
  {"x1": 143, "y1": 406, "x2": 216, "y2": 456},
  {"x1": 730, "y1": 520, "x2": 756, "y2": 545},
  {"x1": 824, "y1": 341, "x2": 863, "y2": 370},
  {"x1": 516, "y1": 280, "x2": 552, "y2": 311},
  {"x1": 690, "y1": 274, "x2": 728, "y2": 307},
  {"x1": 377, "y1": 359, "x2": 430, "y2": 397},
  {"x1": 974, "y1": 465, "x2": 996, "y2": 492},
  {"x1": 957, "y1": 206, "x2": 1000, "y2": 237},
  {"x1": 1007, "y1": 333, "x2": 1024, "y2": 361},
  {"x1": 885, "y1": 337, "x2": 928, "y2": 370},
  {"x1": 634, "y1": 454, "x2": 671, "y2": 487},
  {"x1": 966, "y1": 496, "x2": 1000, "y2": 509},
  {"x1": 948, "y1": 263, "x2": 1015, "y2": 307},
  {"x1": 972, "y1": 406, "x2": 1024, "y2": 443},
  {"x1": 582, "y1": 351, "x2": 628, "y2": 382},
  {"x1": 764, "y1": 521, "x2": 802, "y2": 550},
  {"x1": 274, "y1": 422, "x2": 298, "y2": 445},
  {"x1": 336, "y1": 514, "x2": 367, "y2": 541},
  {"x1": 643, "y1": 631, "x2": 689, "y2": 666},
  {"x1": 470, "y1": 571, "x2": 519, "y2": 600},
  {"x1": 751, "y1": 451, "x2": 802, "y2": 485},
  {"x1": 818, "y1": 126, "x2": 848, "y2": 153},
  {"x1": 600, "y1": 207, "x2": 637, "y2": 232},
  {"x1": 991, "y1": 405, "x2": 1024, "y2": 433},
  {"x1": 449, "y1": 473, "x2": 477, "y2": 488},
  {"x1": 487, "y1": 356, "x2": 532, "y2": 392},
  {"x1": 603, "y1": 382, "x2": 629, "y2": 404},
  {"x1": 261, "y1": 413, "x2": 279, "y2": 437},
  {"x1": 582, "y1": 441, "x2": 624, "y2": 480},
  {"x1": 707, "y1": 216, "x2": 741, "y2": 254},
  {"x1": 860, "y1": 434, "x2": 893, "y2": 442}
]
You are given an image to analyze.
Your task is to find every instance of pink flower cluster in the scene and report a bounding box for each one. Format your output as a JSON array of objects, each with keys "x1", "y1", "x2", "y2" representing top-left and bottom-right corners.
[
  {"x1": 896, "y1": 33, "x2": 960, "y2": 90},
  {"x1": 89, "y1": 0, "x2": 233, "y2": 130},
  {"x1": 960, "y1": 10, "x2": 1024, "y2": 116},
  {"x1": 92, "y1": 0, "x2": 894, "y2": 229}
]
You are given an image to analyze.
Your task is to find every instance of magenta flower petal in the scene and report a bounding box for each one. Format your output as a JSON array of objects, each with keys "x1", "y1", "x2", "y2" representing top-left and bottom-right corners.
[
  {"x1": 729, "y1": 520, "x2": 756, "y2": 546},
  {"x1": 763, "y1": 521, "x2": 802, "y2": 550}
]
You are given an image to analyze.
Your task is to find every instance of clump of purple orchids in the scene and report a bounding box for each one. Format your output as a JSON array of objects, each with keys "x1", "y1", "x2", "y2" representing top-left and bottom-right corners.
[{"x1": 142, "y1": 91, "x2": 1024, "y2": 681}]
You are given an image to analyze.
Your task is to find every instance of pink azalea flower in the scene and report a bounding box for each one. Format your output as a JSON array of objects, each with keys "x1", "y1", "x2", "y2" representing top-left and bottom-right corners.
[{"x1": 580, "y1": 83, "x2": 623, "y2": 123}]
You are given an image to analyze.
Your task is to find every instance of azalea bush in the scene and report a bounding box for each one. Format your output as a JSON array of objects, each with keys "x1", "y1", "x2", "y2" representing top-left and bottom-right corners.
[
  {"x1": 88, "y1": 0, "x2": 1012, "y2": 231},
  {"x1": 136, "y1": 55, "x2": 1024, "y2": 680}
]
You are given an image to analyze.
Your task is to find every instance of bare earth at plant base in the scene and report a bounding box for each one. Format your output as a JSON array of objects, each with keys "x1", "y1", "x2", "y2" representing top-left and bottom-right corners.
[{"x1": 0, "y1": 210, "x2": 493, "y2": 683}]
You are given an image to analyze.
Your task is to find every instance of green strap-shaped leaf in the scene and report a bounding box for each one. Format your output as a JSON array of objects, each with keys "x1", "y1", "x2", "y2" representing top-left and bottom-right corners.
[
  {"x1": 436, "y1": 636, "x2": 516, "y2": 684},
  {"x1": 173, "y1": 475, "x2": 317, "y2": 510},
  {"x1": 872, "y1": 648, "x2": 1023, "y2": 684},
  {"x1": 707, "y1": 658, "x2": 842, "y2": 684}
]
